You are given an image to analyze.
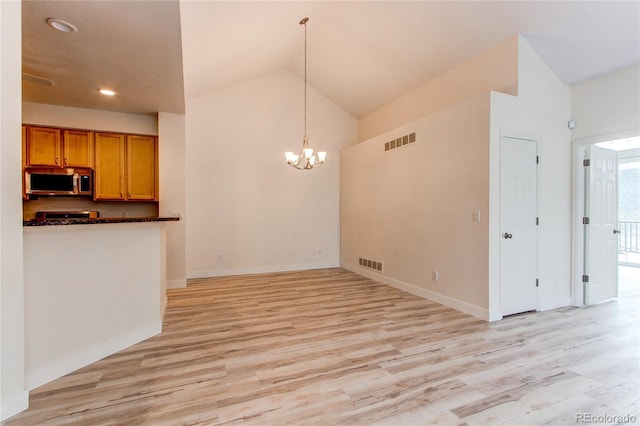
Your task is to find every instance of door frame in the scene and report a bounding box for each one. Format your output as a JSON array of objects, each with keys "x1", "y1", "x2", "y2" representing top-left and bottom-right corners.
[{"x1": 571, "y1": 128, "x2": 639, "y2": 306}]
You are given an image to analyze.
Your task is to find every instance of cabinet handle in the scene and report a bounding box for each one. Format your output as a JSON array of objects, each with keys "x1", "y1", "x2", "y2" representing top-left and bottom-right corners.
[
  {"x1": 55, "y1": 157, "x2": 59, "y2": 165},
  {"x1": 63, "y1": 158, "x2": 68, "y2": 166},
  {"x1": 128, "y1": 193, "x2": 131, "y2": 198}
]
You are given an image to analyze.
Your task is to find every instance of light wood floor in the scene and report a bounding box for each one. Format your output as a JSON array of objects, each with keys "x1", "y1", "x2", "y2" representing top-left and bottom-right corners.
[{"x1": 6, "y1": 267, "x2": 639, "y2": 425}]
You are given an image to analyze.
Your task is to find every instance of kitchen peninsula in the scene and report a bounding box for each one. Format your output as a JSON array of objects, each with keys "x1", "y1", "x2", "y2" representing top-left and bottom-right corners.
[
  {"x1": 23, "y1": 216, "x2": 179, "y2": 390},
  {"x1": 23, "y1": 215, "x2": 179, "y2": 226}
]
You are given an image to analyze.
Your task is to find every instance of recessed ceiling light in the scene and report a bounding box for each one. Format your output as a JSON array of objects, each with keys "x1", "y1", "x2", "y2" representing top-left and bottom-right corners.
[
  {"x1": 46, "y1": 18, "x2": 78, "y2": 33},
  {"x1": 99, "y1": 89, "x2": 116, "y2": 96}
]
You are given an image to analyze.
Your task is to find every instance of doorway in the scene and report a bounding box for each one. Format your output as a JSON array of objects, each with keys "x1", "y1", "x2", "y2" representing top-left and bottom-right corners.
[{"x1": 572, "y1": 131, "x2": 640, "y2": 306}]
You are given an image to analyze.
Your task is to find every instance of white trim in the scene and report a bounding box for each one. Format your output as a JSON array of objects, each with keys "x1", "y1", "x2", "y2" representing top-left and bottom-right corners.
[
  {"x1": 166, "y1": 279, "x2": 187, "y2": 289},
  {"x1": 187, "y1": 261, "x2": 341, "y2": 279},
  {"x1": 341, "y1": 262, "x2": 489, "y2": 322},
  {"x1": 572, "y1": 141, "x2": 588, "y2": 306},
  {"x1": 25, "y1": 322, "x2": 161, "y2": 391},
  {"x1": 571, "y1": 128, "x2": 640, "y2": 306},
  {"x1": 161, "y1": 296, "x2": 168, "y2": 318},
  {"x1": 573, "y1": 128, "x2": 640, "y2": 147},
  {"x1": 0, "y1": 390, "x2": 29, "y2": 422}
]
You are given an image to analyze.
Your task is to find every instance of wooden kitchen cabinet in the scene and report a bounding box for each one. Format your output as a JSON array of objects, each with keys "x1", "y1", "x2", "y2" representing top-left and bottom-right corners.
[
  {"x1": 63, "y1": 129, "x2": 94, "y2": 168},
  {"x1": 94, "y1": 133, "x2": 126, "y2": 200},
  {"x1": 126, "y1": 135, "x2": 157, "y2": 201},
  {"x1": 26, "y1": 126, "x2": 61, "y2": 166},
  {"x1": 94, "y1": 132, "x2": 157, "y2": 201},
  {"x1": 25, "y1": 126, "x2": 94, "y2": 168}
]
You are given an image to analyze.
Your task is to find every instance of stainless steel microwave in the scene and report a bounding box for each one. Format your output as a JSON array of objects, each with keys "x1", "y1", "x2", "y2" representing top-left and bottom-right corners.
[{"x1": 25, "y1": 167, "x2": 93, "y2": 196}]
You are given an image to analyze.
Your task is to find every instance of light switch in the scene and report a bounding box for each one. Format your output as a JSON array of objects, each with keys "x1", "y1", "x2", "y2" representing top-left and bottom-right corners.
[{"x1": 473, "y1": 210, "x2": 481, "y2": 222}]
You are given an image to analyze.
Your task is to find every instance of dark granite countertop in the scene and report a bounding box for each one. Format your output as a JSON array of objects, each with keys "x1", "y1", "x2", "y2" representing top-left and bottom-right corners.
[{"x1": 24, "y1": 216, "x2": 180, "y2": 227}]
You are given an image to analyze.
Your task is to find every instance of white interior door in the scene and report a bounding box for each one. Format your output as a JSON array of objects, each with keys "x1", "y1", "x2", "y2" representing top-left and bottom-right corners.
[
  {"x1": 585, "y1": 145, "x2": 618, "y2": 304},
  {"x1": 500, "y1": 136, "x2": 538, "y2": 316}
]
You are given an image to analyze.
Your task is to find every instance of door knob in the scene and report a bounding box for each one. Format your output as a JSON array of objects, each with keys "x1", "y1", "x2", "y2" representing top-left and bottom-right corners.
[
  {"x1": 613, "y1": 229, "x2": 621, "y2": 234},
  {"x1": 503, "y1": 233, "x2": 513, "y2": 239}
]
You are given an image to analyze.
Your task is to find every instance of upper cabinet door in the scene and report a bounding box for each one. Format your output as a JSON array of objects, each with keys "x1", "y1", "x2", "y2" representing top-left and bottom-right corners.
[
  {"x1": 63, "y1": 130, "x2": 94, "y2": 168},
  {"x1": 126, "y1": 135, "x2": 157, "y2": 201},
  {"x1": 27, "y1": 126, "x2": 61, "y2": 166},
  {"x1": 94, "y1": 133, "x2": 126, "y2": 200}
]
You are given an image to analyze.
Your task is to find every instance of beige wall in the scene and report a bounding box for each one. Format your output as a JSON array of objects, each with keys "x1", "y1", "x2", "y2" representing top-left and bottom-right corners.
[
  {"x1": 1, "y1": 0, "x2": 28, "y2": 420},
  {"x1": 570, "y1": 64, "x2": 640, "y2": 141},
  {"x1": 158, "y1": 112, "x2": 187, "y2": 288},
  {"x1": 185, "y1": 70, "x2": 358, "y2": 278},
  {"x1": 358, "y1": 36, "x2": 518, "y2": 141},
  {"x1": 341, "y1": 93, "x2": 491, "y2": 319},
  {"x1": 343, "y1": 36, "x2": 576, "y2": 321},
  {"x1": 22, "y1": 102, "x2": 158, "y2": 135}
]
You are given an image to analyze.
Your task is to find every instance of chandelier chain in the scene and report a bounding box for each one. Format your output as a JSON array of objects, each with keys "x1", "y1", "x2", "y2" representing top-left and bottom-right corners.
[{"x1": 303, "y1": 18, "x2": 307, "y2": 139}]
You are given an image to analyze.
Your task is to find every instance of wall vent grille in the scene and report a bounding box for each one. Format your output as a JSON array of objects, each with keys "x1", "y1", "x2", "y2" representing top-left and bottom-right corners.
[
  {"x1": 359, "y1": 257, "x2": 383, "y2": 272},
  {"x1": 384, "y1": 132, "x2": 416, "y2": 152}
]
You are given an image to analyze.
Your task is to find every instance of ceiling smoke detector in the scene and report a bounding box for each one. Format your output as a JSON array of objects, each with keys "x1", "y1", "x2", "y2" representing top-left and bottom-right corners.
[{"x1": 46, "y1": 18, "x2": 78, "y2": 33}]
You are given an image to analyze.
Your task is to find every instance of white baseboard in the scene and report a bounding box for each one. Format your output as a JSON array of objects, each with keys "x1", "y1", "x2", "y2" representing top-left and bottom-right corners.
[
  {"x1": 1, "y1": 390, "x2": 29, "y2": 422},
  {"x1": 187, "y1": 261, "x2": 341, "y2": 279},
  {"x1": 26, "y1": 322, "x2": 162, "y2": 391},
  {"x1": 161, "y1": 295, "x2": 168, "y2": 318},
  {"x1": 166, "y1": 279, "x2": 187, "y2": 289},
  {"x1": 341, "y1": 262, "x2": 489, "y2": 321}
]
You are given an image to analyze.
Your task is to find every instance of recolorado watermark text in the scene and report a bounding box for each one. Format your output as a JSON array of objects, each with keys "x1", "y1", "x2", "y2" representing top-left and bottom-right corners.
[{"x1": 576, "y1": 413, "x2": 637, "y2": 424}]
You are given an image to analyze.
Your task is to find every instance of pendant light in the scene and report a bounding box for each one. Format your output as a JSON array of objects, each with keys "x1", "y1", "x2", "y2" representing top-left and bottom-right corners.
[{"x1": 285, "y1": 17, "x2": 326, "y2": 170}]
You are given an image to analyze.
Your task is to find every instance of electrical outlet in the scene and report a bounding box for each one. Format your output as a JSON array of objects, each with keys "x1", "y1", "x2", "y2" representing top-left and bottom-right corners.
[
  {"x1": 473, "y1": 210, "x2": 481, "y2": 222},
  {"x1": 217, "y1": 254, "x2": 223, "y2": 262},
  {"x1": 432, "y1": 271, "x2": 439, "y2": 281}
]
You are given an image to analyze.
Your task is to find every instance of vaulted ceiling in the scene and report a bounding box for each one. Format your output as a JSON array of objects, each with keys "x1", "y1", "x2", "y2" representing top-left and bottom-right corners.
[{"x1": 22, "y1": 1, "x2": 640, "y2": 118}]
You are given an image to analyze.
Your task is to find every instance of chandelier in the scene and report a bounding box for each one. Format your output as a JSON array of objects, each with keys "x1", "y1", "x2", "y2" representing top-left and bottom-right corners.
[{"x1": 285, "y1": 17, "x2": 326, "y2": 170}]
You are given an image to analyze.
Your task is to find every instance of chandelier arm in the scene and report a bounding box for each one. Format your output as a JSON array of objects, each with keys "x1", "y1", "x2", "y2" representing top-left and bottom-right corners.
[{"x1": 286, "y1": 146, "x2": 325, "y2": 170}]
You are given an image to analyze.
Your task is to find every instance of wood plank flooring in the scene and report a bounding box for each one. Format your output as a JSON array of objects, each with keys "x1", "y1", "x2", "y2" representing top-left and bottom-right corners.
[{"x1": 6, "y1": 267, "x2": 639, "y2": 425}]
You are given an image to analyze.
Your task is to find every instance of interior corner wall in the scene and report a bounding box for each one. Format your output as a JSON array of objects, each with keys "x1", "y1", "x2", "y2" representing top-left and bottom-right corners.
[
  {"x1": 185, "y1": 70, "x2": 358, "y2": 278},
  {"x1": 1, "y1": 0, "x2": 28, "y2": 421},
  {"x1": 358, "y1": 36, "x2": 518, "y2": 141},
  {"x1": 158, "y1": 112, "x2": 186, "y2": 289},
  {"x1": 570, "y1": 64, "x2": 640, "y2": 141},
  {"x1": 341, "y1": 93, "x2": 491, "y2": 320},
  {"x1": 488, "y1": 36, "x2": 572, "y2": 321}
]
